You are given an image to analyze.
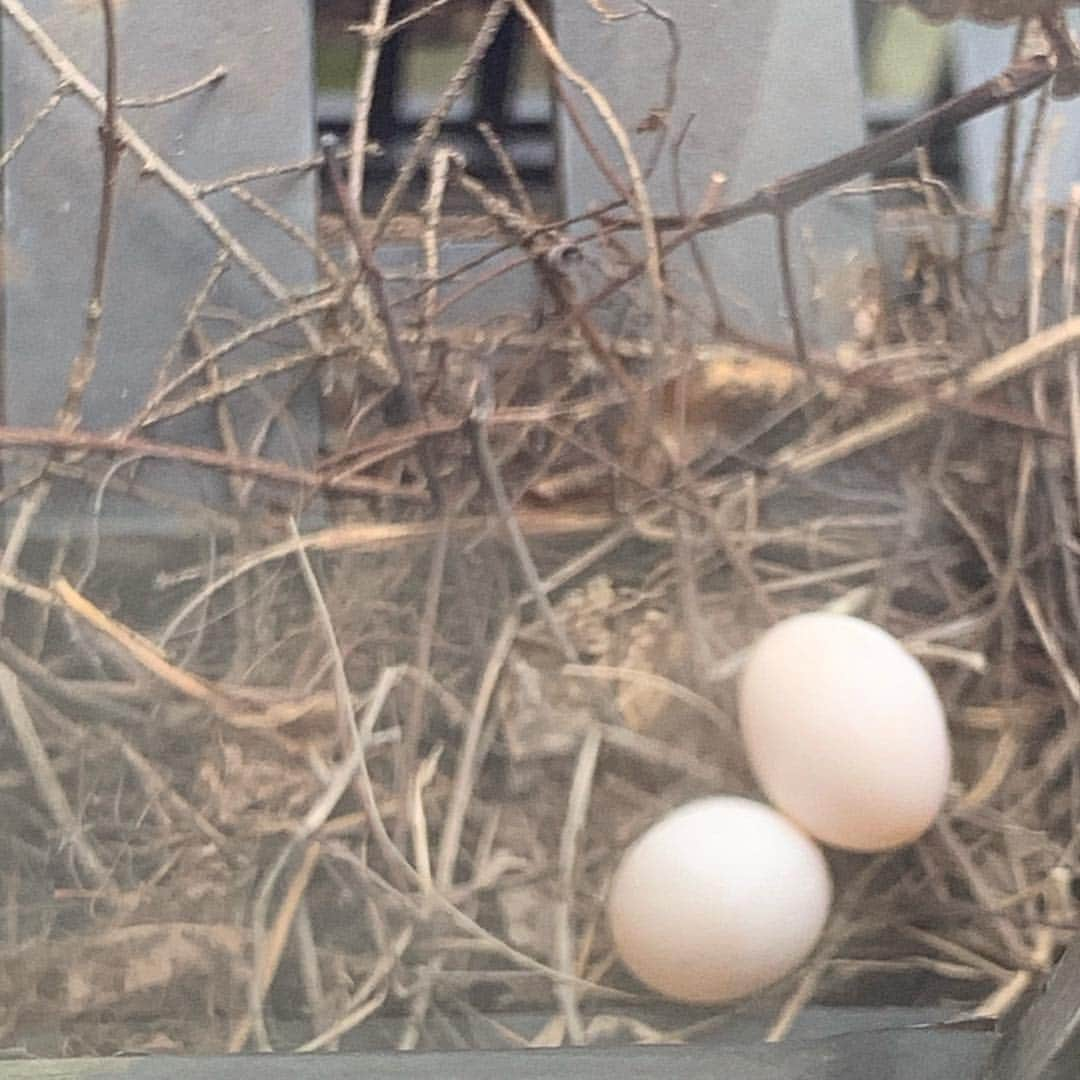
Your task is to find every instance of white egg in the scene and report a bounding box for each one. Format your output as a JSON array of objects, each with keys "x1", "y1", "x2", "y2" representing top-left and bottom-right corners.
[
  {"x1": 607, "y1": 797, "x2": 831, "y2": 1004},
  {"x1": 738, "y1": 612, "x2": 951, "y2": 853}
]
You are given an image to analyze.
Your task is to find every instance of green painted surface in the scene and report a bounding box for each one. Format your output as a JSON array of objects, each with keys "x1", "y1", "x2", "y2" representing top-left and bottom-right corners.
[{"x1": 867, "y1": 8, "x2": 950, "y2": 100}]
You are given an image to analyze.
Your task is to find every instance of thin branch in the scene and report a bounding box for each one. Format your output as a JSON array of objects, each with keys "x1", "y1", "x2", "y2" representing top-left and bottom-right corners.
[
  {"x1": 0, "y1": 81, "x2": 69, "y2": 172},
  {"x1": 775, "y1": 210, "x2": 809, "y2": 371},
  {"x1": 193, "y1": 154, "x2": 322, "y2": 196},
  {"x1": 768, "y1": 312, "x2": 1080, "y2": 482},
  {"x1": 130, "y1": 292, "x2": 341, "y2": 431},
  {"x1": 513, "y1": 0, "x2": 669, "y2": 350},
  {"x1": 571, "y1": 54, "x2": 1055, "y2": 327},
  {"x1": 119, "y1": 64, "x2": 226, "y2": 107},
  {"x1": 435, "y1": 615, "x2": 519, "y2": 891},
  {"x1": 323, "y1": 135, "x2": 444, "y2": 510},
  {"x1": 554, "y1": 725, "x2": 602, "y2": 1045},
  {"x1": 346, "y1": 0, "x2": 391, "y2": 220},
  {"x1": 0, "y1": 423, "x2": 416, "y2": 500},
  {"x1": 58, "y1": 0, "x2": 124, "y2": 431},
  {"x1": 395, "y1": 518, "x2": 449, "y2": 855},
  {"x1": 468, "y1": 370, "x2": 579, "y2": 663}
]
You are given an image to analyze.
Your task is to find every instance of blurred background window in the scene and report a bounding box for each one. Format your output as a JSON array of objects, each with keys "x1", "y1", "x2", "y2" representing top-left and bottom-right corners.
[{"x1": 311, "y1": 2, "x2": 998, "y2": 204}]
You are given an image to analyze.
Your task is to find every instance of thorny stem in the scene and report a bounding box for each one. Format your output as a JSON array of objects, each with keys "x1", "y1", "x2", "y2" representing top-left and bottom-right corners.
[{"x1": 119, "y1": 63, "x2": 225, "y2": 107}]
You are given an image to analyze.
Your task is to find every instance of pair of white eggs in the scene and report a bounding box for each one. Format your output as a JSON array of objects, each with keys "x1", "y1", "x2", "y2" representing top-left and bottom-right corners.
[{"x1": 607, "y1": 612, "x2": 952, "y2": 1004}]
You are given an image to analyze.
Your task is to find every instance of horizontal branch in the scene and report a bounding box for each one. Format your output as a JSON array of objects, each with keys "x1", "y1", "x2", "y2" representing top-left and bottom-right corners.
[{"x1": 0, "y1": 424, "x2": 425, "y2": 500}]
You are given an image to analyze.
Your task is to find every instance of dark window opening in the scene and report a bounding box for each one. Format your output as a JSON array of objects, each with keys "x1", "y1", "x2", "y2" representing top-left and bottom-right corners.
[
  {"x1": 312, "y1": 1, "x2": 968, "y2": 220},
  {"x1": 315, "y1": 1, "x2": 554, "y2": 214}
]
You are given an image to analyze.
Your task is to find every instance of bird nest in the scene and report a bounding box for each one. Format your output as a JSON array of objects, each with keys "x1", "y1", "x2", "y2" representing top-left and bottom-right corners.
[{"x1": 1, "y1": 0, "x2": 1079, "y2": 1060}]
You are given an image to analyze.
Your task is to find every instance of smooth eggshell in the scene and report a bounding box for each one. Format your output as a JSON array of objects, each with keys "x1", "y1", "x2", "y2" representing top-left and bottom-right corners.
[
  {"x1": 738, "y1": 612, "x2": 951, "y2": 852},
  {"x1": 607, "y1": 797, "x2": 832, "y2": 1004}
]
